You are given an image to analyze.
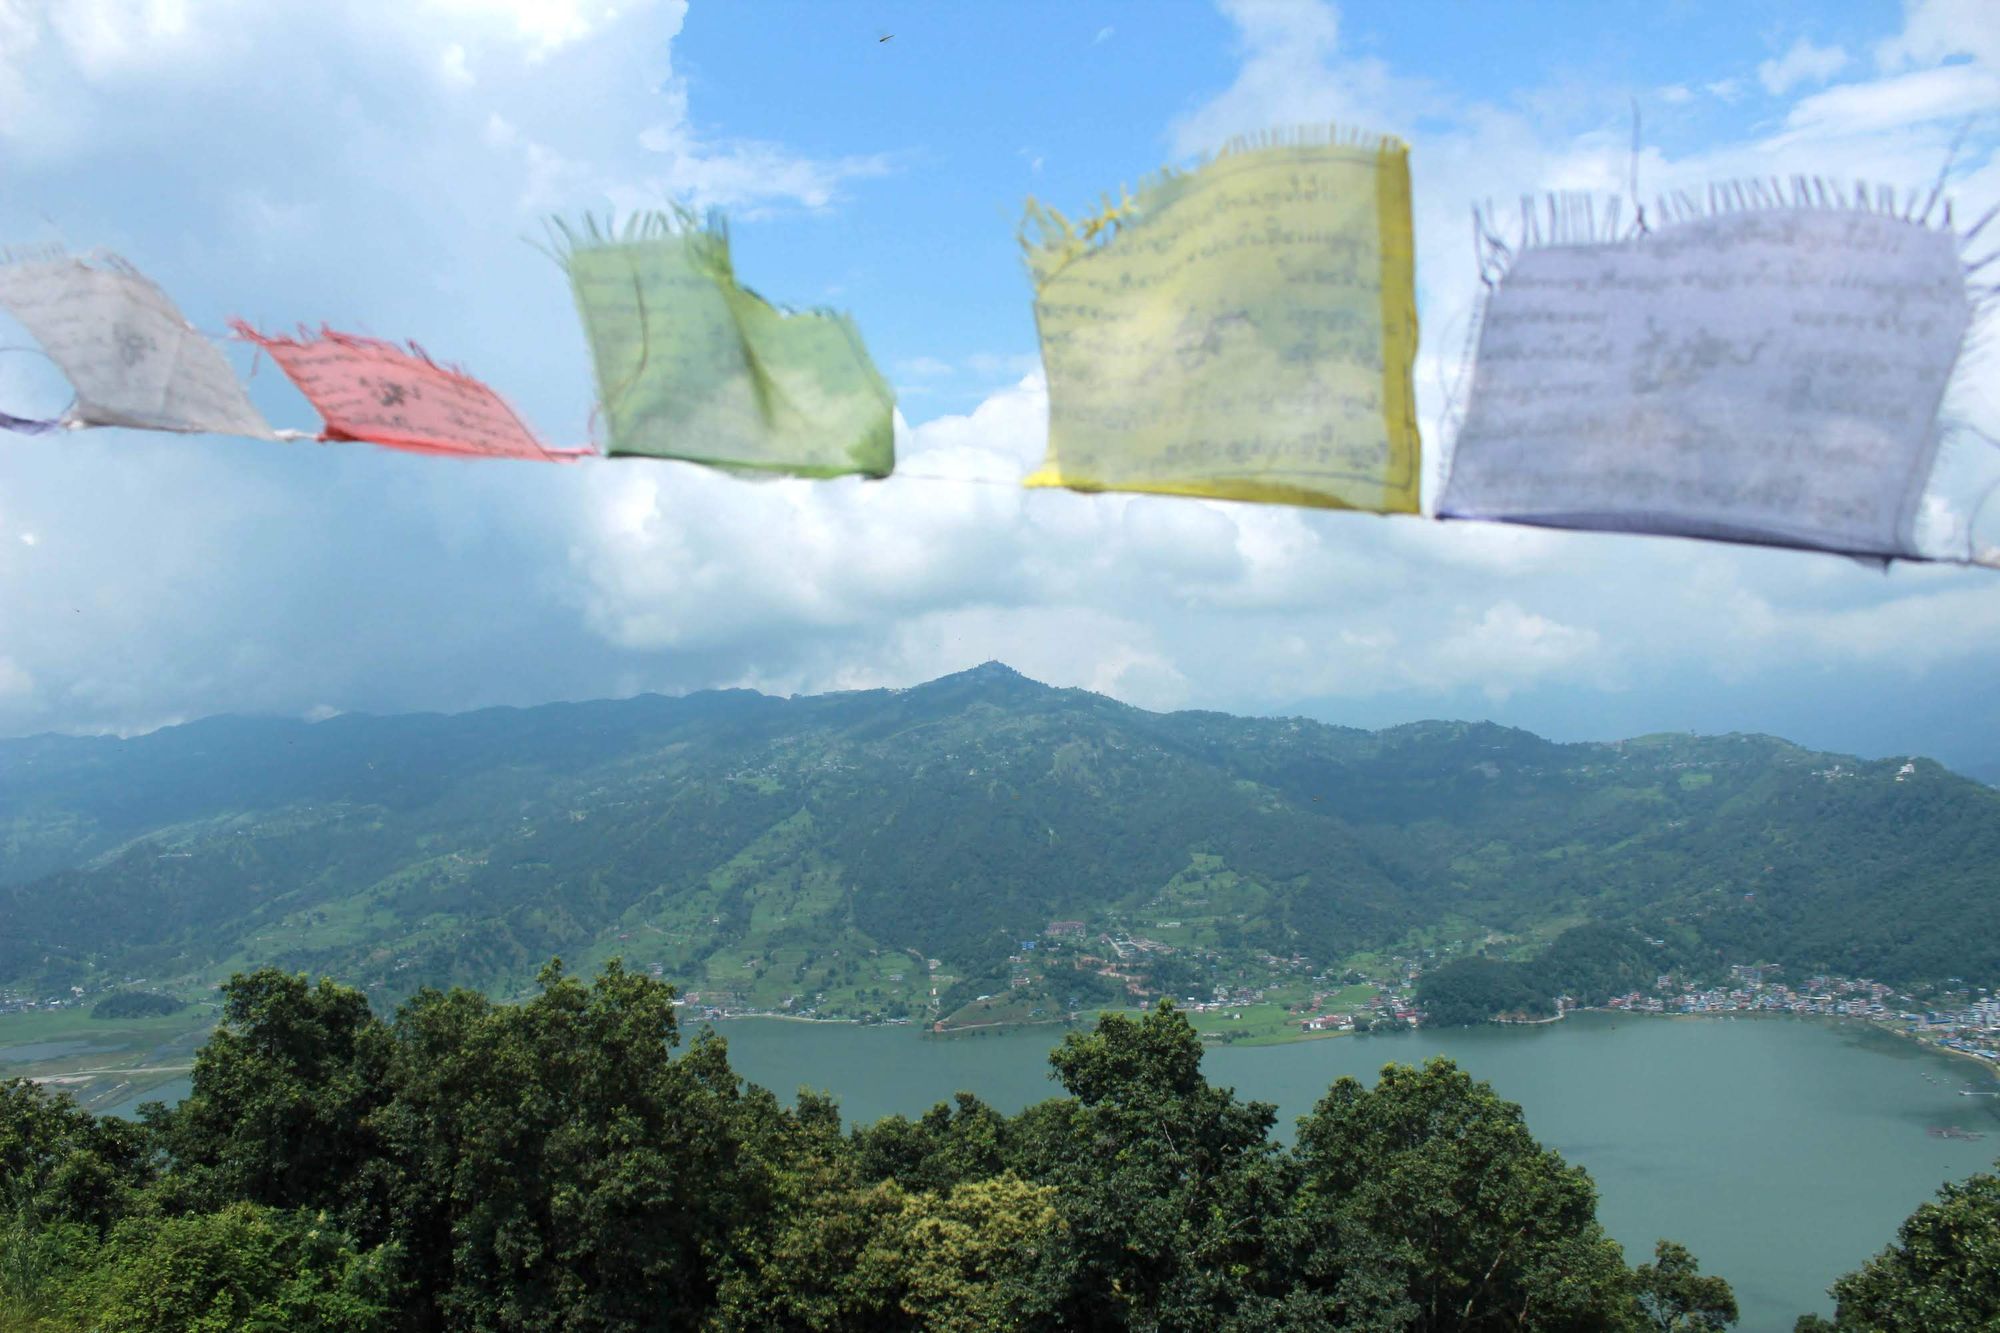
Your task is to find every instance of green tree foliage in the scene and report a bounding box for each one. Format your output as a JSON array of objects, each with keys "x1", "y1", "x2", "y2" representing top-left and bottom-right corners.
[
  {"x1": 157, "y1": 969, "x2": 390, "y2": 1216},
  {"x1": 1289, "y1": 1057, "x2": 1639, "y2": 1331},
  {"x1": 865, "y1": 1174, "x2": 1061, "y2": 1332},
  {"x1": 0, "y1": 1082, "x2": 151, "y2": 1328},
  {"x1": 1634, "y1": 1241, "x2": 1738, "y2": 1332},
  {"x1": 1795, "y1": 1167, "x2": 2000, "y2": 1331},
  {"x1": 78, "y1": 1204, "x2": 386, "y2": 1333},
  {"x1": 88, "y1": 993, "x2": 184, "y2": 1020},
  {"x1": 6, "y1": 670, "x2": 1997, "y2": 1006},
  {"x1": 1419, "y1": 925, "x2": 1667, "y2": 1027},
  {"x1": 0, "y1": 1082, "x2": 148, "y2": 1237},
  {"x1": 3, "y1": 965, "x2": 1733, "y2": 1333},
  {"x1": 1019, "y1": 1003, "x2": 1294, "y2": 1328},
  {"x1": 367, "y1": 959, "x2": 752, "y2": 1331},
  {"x1": 1415, "y1": 957, "x2": 1550, "y2": 1027}
]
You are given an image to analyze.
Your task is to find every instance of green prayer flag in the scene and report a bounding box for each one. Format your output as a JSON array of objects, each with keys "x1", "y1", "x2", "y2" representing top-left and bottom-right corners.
[{"x1": 558, "y1": 212, "x2": 894, "y2": 478}]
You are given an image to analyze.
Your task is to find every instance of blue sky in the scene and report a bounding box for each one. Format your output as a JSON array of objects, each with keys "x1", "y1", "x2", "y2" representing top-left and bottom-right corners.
[{"x1": 0, "y1": 0, "x2": 1997, "y2": 772}]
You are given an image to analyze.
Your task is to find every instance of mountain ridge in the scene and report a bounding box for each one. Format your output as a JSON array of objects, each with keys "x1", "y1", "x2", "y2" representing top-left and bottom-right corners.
[{"x1": 3, "y1": 664, "x2": 1996, "y2": 1015}]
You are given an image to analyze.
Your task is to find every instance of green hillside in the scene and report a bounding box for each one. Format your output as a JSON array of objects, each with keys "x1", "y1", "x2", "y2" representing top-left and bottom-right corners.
[{"x1": 3, "y1": 663, "x2": 1996, "y2": 1022}]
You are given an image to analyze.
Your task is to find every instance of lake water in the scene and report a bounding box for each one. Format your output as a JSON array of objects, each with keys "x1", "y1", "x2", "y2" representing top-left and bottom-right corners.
[
  {"x1": 704, "y1": 1012, "x2": 1997, "y2": 1333},
  {"x1": 100, "y1": 1012, "x2": 1995, "y2": 1331}
]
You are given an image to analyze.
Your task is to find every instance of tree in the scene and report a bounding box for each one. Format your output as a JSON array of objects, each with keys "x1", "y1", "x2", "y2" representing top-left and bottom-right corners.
[
  {"x1": 1008, "y1": 1002, "x2": 1293, "y2": 1330},
  {"x1": 859, "y1": 1173, "x2": 1062, "y2": 1332},
  {"x1": 0, "y1": 1080, "x2": 149, "y2": 1237},
  {"x1": 0, "y1": 1081, "x2": 151, "y2": 1326},
  {"x1": 1290, "y1": 1057, "x2": 1653, "y2": 1331},
  {"x1": 1633, "y1": 1240, "x2": 1737, "y2": 1332},
  {"x1": 367, "y1": 958, "x2": 753, "y2": 1332},
  {"x1": 156, "y1": 969, "x2": 389, "y2": 1217},
  {"x1": 852, "y1": 1093, "x2": 1010, "y2": 1195},
  {"x1": 1795, "y1": 1167, "x2": 2000, "y2": 1331},
  {"x1": 76, "y1": 1203, "x2": 386, "y2": 1333},
  {"x1": 2, "y1": 959, "x2": 1749, "y2": 1333}
]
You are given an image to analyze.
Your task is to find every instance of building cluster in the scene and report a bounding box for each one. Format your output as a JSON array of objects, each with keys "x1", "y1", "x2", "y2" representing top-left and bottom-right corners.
[
  {"x1": 1, "y1": 982, "x2": 121, "y2": 1014},
  {"x1": 1907, "y1": 995, "x2": 2000, "y2": 1062},
  {"x1": 1593, "y1": 966, "x2": 2000, "y2": 1063},
  {"x1": 1603, "y1": 970, "x2": 1897, "y2": 1019}
]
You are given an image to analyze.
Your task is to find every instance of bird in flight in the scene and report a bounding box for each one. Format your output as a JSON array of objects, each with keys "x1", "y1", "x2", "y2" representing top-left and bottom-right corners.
[{"x1": 879, "y1": 33, "x2": 893, "y2": 42}]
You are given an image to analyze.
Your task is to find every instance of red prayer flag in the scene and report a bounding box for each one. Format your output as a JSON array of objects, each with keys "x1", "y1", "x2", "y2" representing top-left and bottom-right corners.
[{"x1": 231, "y1": 324, "x2": 588, "y2": 461}]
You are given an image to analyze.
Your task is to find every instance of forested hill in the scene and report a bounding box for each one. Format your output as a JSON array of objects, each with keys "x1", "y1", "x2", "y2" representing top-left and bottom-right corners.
[{"x1": 3, "y1": 662, "x2": 1997, "y2": 1006}]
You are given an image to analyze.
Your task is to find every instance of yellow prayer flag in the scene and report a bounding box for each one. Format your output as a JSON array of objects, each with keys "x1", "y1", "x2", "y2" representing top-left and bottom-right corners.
[{"x1": 1022, "y1": 129, "x2": 1421, "y2": 513}]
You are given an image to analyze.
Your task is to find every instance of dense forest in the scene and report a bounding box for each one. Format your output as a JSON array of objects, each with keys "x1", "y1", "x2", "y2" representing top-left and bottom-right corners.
[
  {"x1": 1417, "y1": 924, "x2": 1673, "y2": 1027},
  {"x1": 3, "y1": 962, "x2": 1990, "y2": 1331},
  {"x1": 4, "y1": 665, "x2": 1998, "y2": 1014},
  {"x1": 86, "y1": 993, "x2": 185, "y2": 1021}
]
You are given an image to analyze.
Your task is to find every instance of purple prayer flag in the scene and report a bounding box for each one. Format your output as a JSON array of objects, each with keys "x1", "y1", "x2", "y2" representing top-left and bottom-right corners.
[{"x1": 0, "y1": 410, "x2": 60, "y2": 435}]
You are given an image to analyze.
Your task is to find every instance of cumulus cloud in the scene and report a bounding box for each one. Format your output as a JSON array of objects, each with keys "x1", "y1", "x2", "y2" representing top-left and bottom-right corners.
[
  {"x1": 1777, "y1": 63, "x2": 2000, "y2": 140},
  {"x1": 0, "y1": 655, "x2": 31, "y2": 699},
  {"x1": 1876, "y1": 0, "x2": 2000, "y2": 74},
  {"x1": 1427, "y1": 603, "x2": 1606, "y2": 702},
  {"x1": 1, "y1": 0, "x2": 1998, "y2": 773},
  {"x1": 1758, "y1": 38, "x2": 1850, "y2": 96}
]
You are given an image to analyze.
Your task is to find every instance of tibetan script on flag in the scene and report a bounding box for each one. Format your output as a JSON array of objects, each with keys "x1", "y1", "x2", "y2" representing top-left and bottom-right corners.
[
  {"x1": 1021, "y1": 129, "x2": 1422, "y2": 512},
  {"x1": 0, "y1": 253, "x2": 272, "y2": 438},
  {"x1": 232, "y1": 325, "x2": 581, "y2": 461},
  {"x1": 1439, "y1": 206, "x2": 1972, "y2": 559},
  {"x1": 559, "y1": 213, "x2": 893, "y2": 478}
]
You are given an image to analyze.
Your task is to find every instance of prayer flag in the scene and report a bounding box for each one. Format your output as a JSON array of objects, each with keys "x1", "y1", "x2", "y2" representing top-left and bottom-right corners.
[
  {"x1": 0, "y1": 253, "x2": 272, "y2": 438},
  {"x1": 231, "y1": 324, "x2": 583, "y2": 462},
  {"x1": 1438, "y1": 202, "x2": 1973, "y2": 560},
  {"x1": 0, "y1": 411, "x2": 61, "y2": 435},
  {"x1": 1021, "y1": 129, "x2": 1422, "y2": 512},
  {"x1": 558, "y1": 213, "x2": 893, "y2": 478}
]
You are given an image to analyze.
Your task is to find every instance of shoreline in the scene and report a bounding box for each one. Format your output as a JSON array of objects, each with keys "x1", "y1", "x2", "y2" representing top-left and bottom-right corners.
[
  {"x1": 674, "y1": 1002, "x2": 2000, "y2": 1073},
  {"x1": 1592, "y1": 1008, "x2": 2000, "y2": 1084},
  {"x1": 694, "y1": 1012, "x2": 864, "y2": 1025}
]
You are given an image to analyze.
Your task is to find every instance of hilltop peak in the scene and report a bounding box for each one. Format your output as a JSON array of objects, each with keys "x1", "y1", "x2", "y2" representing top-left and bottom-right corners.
[
  {"x1": 919, "y1": 661, "x2": 1044, "y2": 690},
  {"x1": 964, "y1": 660, "x2": 1025, "y2": 680}
]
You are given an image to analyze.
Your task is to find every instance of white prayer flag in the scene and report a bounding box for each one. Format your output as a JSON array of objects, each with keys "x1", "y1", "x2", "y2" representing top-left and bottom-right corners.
[
  {"x1": 1440, "y1": 208, "x2": 1971, "y2": 559},
  {"x1": 0, "y1": 254, "x2": 273, "y2": 438}
]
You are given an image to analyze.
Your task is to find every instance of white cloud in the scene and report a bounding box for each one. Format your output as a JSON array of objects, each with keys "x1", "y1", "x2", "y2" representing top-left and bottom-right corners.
[
  {"x1": 0, "y1": 656, "x2": 31, "y2": 699},
  {"x1": 0, "y1": 0, "x2": 891, "y2": 220},
  {"x1": 1429, "y1": 603, "x2": 1607, "y2": 701},
  {"x1": 1758, "y1": 38, "x2": 1850, "y2": 96},
  {"x1": 439, "y1": 41, "x2": 475, "y2": 88},
  {"x1": 1779, "y1": 64, "x2": 2000, "y2": 140},
  {"x1": 633, "y1": 111, "x2": 895, "y2": 213},
  {"x1": 1173, "y1": 1, "x2": 1432, "y2": 158},
  {"x1": 46, "y1": 0, "x2": 215, "y2": 79},
  {"x1": 2, "y1": 0, "x2": 1999, "y2": 769},
  {"x1": 1877, "y1": 0, "x2": 2000, "y2": 74},
  {"x1": 6, "y1": 0, "x2": 655, "y2": 113},
  {"x1": 557, "y1": 371, "x2": 1655, "y2": 716},
  {"x1": 418, "y1": 0, "x2": 633, "y2": 57}
]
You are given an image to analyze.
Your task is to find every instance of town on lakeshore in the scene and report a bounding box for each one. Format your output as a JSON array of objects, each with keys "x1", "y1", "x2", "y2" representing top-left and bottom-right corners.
[
  {"x1": 8, "y1": 921, "x2": 1997, "y2": 1121},
  {"x1": 645, "y1": 923, "x2": 2000, "y2": 1069},
  {"x1": 10, "y1": 929, "x2": 1998, "y2": 1060}
]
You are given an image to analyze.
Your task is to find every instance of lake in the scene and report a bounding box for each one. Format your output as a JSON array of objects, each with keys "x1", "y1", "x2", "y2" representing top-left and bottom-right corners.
[
  {"x1": 96, "y1": 1011, "x2": 1994, "y2": 1331},
  {"x1": 703, "y1": 1012, "x2": 1996, "y2": 1333}
]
